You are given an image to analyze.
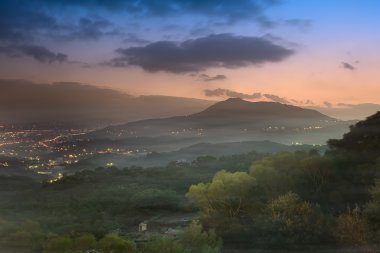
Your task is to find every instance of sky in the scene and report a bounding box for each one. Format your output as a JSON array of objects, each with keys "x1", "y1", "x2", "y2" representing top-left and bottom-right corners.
[{"x1": 0, "y1": 0, "x2": 379, "y2": 106}]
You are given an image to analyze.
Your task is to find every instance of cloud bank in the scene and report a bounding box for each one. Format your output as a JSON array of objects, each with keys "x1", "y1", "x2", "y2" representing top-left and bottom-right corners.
[
  {"x1": 198, "y1": 74, "x2": 227, "y2": 82},
  {"x1": 203, "y1": 88, "x2": 313, "y2": 105},
  {"x1": 107, "y1": 34, "x2": 294, "y2": 73},
  {"x1": 38, "y1": 0, "x2": 279, "y2": 22},
  {"x1": 0, "y1": 45, "x2": 68, "y2": 63},
  {"x1": 204, "y1": 88, "x2": 262, "y2": 100},
  {"x1": 263, "y1": 94, "x2": 290, "y2": 104},
  {"x1": 0, "y1": 0, "x2": 280, "y2": 44}
]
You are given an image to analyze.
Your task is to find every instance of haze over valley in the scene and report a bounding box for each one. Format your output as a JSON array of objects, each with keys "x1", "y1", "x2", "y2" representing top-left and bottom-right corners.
[{"x1": 0, "y1": 84, "x2": 355, "y2": 178}]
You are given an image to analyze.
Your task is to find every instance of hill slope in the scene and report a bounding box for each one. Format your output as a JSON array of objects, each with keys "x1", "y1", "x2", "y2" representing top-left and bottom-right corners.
[
  {"x1": 102, "y1": 98, "x2": 337, "y2": 137},
  {"x1": 329, "y1": 111, "x2": 380, "y2": 155},
  {"x1": 0, "y1": 79, "x2": 213, "y2": 127},
  {"x1": 84, "y1": 98, "x2": 352, "y2": 146}
]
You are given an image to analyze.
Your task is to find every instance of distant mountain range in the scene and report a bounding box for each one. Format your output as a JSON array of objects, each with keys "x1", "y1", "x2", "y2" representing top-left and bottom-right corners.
[
  {"x1": 1, "y1": 79, "x2": 379, "y2": 129},
  {"x1": 101, "y1": 98, "x2": 338, "y2": 136},
  {"x1": 90, "y1": 98, "x2": 352, "y2": 145},
  {"x1": 65, "y1": 140, "x2": 326, "y2": 170},
  {"x1": 0, "y1": 79, "x2": 213, "y2": 127},
  {"x1": 138, "y1": 141, "x2": 326, "y2": 167}
]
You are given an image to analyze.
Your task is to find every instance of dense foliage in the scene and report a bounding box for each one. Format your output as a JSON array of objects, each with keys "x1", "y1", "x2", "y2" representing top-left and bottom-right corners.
[{"x1": 3, "y1": 113, "x2": 380, "y2": 252}]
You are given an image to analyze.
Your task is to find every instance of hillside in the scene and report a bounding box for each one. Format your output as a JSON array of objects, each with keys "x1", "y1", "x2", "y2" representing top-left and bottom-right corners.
[
  {"x1": 64, "y1": 140, "x2": 326, "y2": 170},
  {"x1": 0, "y1": 79, "x2": 213, "y2": 127},
  {"x1": 100, "y1": 98, "x2": 339, "y2": 138},
  {"x1": 78, "y1": 97, "x2": 353, "y2": 148},
  {"x1": 329, "y1": 111, "x2": 380, "y2": 156}
]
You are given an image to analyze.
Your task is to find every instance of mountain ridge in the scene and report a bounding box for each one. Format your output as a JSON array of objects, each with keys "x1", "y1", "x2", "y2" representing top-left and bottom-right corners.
[
  {"x1": 96, "y1": 98, "x2": 343, "y2": 144},
  {"x1": 192, "y1": 97, "x2": 334, "y2": 120}
]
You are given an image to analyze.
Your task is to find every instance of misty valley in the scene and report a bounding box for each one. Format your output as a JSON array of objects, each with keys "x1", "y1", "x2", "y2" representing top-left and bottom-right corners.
[
  {"x1": 1, "y1": 98, "x2": 351, "y2": 177},
  {"x1": 2, "y1": 96, "x2": 380, "y2": 253}
]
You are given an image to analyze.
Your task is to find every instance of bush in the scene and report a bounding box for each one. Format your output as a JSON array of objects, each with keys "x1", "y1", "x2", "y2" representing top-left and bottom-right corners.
[
  {"x1": 141, "y1": 236, "x2": 184, "y2": 253},
  {"x1": 43, "y1": 236, "x2": 74, "y2": 253},
  {"x1": 73, "y1": 234, "x2": 97, "y2": 251},
  {"x1": 141, "y1": 221, "x2": 222, "y2": 253},
  {"x1": 336, "y1": 207, "x2": 369, "y2": 246},
  {"x1": 264, "y1": 192, "x2": 330, "y2": 246},
  {"x1": 98, "y1": 234, "x2": 137, "y2": 253},
  {"x1": 180, "y1": 221, "x2": 222, "y2": 253}
]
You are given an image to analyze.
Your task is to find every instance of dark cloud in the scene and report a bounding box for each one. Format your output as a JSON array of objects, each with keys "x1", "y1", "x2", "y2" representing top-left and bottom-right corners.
[
  {"x1": 203, "y1": 88, "x2": 315, "y2": 105},
  {"x1": 17, "y1": 46, "x2": 68, "y2": 63},
  {"x1": 0, "y1": 45, "x2": 68, "y2": 63},
  {"x1": 107, "y1": 34, "x2": 294, "y2": 73},
  {"x1": 0, "y1": 0, "x2": 282, "y2": 45},
  {"x1": 263, "y1": 94, "x2": 290, "y2": 104},
  {"x1": 0, "y1": 1, "x2": 119, "y2": 43},
  {"x1": 0, "y1": 1, "x2": 59, "y2": 42},
  {"x1": 0, "y1": 0, "x2": 282, "y2": 47},
  {"x1": 39, "y1": 0, "x2": 280, "y2": 22},
  {"x1": 204, "y1": 88, "x2": 262, "y2": 100},
  {"x1": 64, "y1": 17, "x2": 116, "y2": 40},
  {"x1": 290, "y1": 99, "x2": 315, "y2": 105},
  {"x1": 198, "y1": 74, "x2": 227, "y2": 82},
  {"x1": 341, "y1": 62, "x2": 356, "y2": 71}
]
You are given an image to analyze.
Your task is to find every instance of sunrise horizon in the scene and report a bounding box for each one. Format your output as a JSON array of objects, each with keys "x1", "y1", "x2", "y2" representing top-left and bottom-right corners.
[{"x1": 1, "y1": 0, "x2": 379, "y2": 106}]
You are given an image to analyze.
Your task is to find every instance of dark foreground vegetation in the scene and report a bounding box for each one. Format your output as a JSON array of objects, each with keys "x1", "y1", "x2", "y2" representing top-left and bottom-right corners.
[{"x1": 2, "y1": 112, "x2": 380, "y2": 252}]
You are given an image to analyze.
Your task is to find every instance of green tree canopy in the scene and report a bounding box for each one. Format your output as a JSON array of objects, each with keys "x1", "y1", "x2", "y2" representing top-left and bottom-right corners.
[{"x1": 187, "y1": 170, "x2": 258, "y2": 219}]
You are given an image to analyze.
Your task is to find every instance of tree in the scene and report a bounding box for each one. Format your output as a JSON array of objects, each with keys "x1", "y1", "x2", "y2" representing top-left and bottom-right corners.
[
  {"x1": 336, "y1": 207, "x2": 369, "y2": 246},
  {"x1": 264, "y1": 192, "x2": 329, "y2": 245},
  {"x1": 187, "y1": 170, "x2": 257, "y2": 219},
  {"x1": 73, "y1": 234, "x2": 97, "y2": 252},
  {"x1": 180, "y1": 221, "x2": 222, "y2": 253},
  {"x1": 141, "y1": 222, "x2": 222, "y2": 253},
  {"x1": 3, "y1": 220, "x2": 44, "y2": 250},
  {"x1": 328, "y1": 112, "x2": 380, "y2": 160},
  {"x1": 141, "y1": 236, "x2": 184, "y2": 253},
  {"x1": 98, "y1": 234, "x2": 137, "y2": 253},
  {"x1": 43, "y1": 236, "x2": 74, "y2": 253},
  {"x1": 364, "y1": 179, "x2": 380, "y2": 242}
]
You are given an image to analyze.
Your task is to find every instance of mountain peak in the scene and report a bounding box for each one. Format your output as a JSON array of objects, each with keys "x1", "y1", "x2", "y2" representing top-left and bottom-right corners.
[
  {"x1": 224, "y1": 97, "x2": 245, "y2": 102},
  {"x1": 193, "y1": 98, "x2": 334, "y2": 120}
]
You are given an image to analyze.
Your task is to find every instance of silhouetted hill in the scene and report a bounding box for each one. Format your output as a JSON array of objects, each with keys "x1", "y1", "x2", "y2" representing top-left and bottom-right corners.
[
  {"x1": 189, "y1": 98, "x2": 334, "y2": 126},
  {"x1": 0, "y1": 79, "x2": 213, "y2": 127},
  {"x1": 138, "y1": 141, "x2": 326, "y2": 167},
  {"x1": 102, "y1": 98, "x2": 337, "y2": 136},
  {"x1": 197, "y1": 98, "x2": 331, "y2": 119},
  {"x1": 90, "y1": 98, "x2": 350, "y2": 145},
  {"x1": 329, "y1": 111, "x2": 380, "y2": 156}
]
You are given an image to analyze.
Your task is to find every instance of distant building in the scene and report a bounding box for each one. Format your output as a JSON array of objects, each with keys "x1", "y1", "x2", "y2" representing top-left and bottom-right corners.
[{"x1": 139, "y1": 222, "x2": 147, "y2": 232}]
